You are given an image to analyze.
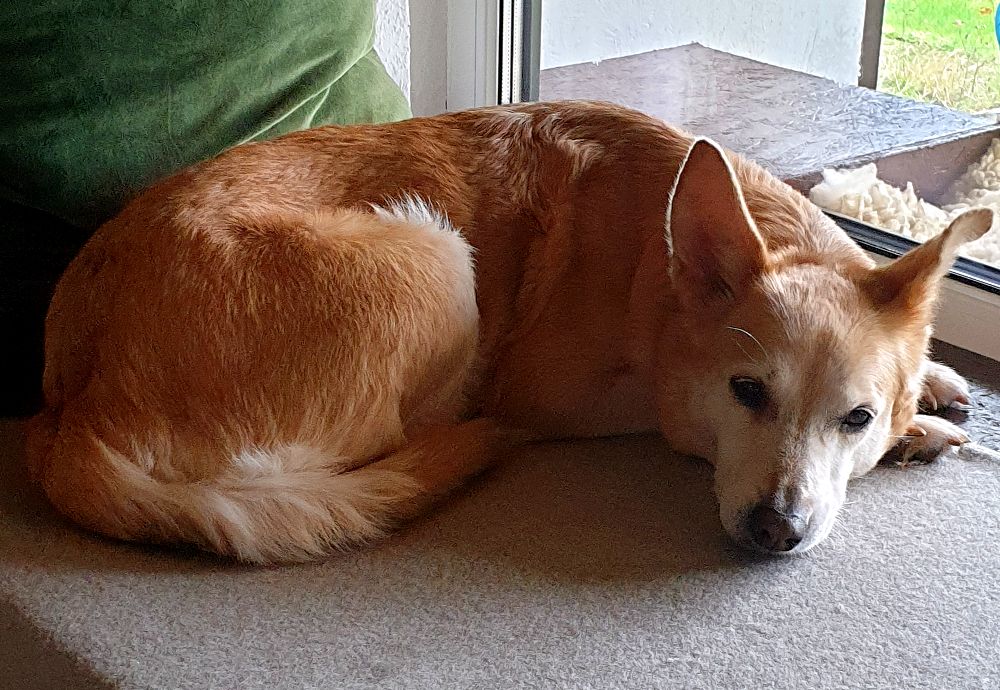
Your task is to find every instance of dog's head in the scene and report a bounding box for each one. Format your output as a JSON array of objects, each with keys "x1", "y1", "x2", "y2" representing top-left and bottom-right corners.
[{"x1": 661, "y1": 139, "x2": 992, "y2": 555}]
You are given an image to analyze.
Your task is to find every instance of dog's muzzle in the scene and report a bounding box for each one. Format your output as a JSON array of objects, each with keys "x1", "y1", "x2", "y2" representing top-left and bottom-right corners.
[{"x1": 746, "y1": 504, "x2": 810, "y2": 553}]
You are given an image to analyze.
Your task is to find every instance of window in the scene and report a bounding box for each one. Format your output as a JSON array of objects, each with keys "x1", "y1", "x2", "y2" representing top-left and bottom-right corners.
[{"x1": 448, "y1": 0, "x2": 1000, "y2": 360}]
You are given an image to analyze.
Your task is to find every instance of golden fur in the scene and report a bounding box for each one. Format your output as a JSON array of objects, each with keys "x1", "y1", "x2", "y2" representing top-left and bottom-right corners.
[{"x1": 26, "y1": 101, "x2": 992, "y2": 562}]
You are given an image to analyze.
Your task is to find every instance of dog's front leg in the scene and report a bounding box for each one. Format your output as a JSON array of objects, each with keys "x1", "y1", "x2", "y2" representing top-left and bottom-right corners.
[
  {"x1": 882, "y1": 360, "x2": 974, "y2": 466},
  {"x1": 891, "y1": 414, "x2": 970, "y2": 465}
]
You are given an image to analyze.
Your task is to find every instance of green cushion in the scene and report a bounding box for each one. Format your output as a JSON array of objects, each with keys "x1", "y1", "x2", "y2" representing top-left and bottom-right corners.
[{"x1": 0, "y1": 0, "x2": 411, "y2": 229}]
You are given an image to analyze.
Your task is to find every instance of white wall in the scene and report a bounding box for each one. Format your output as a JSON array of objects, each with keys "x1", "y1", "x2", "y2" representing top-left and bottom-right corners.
[
  {"x1": 541, "y1": 0, "x2": 867, "y2": 85},
  {"x1": 375, "y1": 0, "x2": 411, "y2": 99}
]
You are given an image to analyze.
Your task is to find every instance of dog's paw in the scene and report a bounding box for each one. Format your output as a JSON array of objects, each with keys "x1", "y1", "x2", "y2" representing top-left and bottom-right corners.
[
  {"x1": 891, "y1": 414, "x2": 969, "y2": 466},
  {"x1": 920, "y1": 361, "x2": 972, "y2": 411}
]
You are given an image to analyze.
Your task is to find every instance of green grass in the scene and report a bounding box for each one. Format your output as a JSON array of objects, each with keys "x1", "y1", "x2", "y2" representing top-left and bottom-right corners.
[
  {"x1": 883, "y1": 0, "x2": 998, "y2": 57},
  {"x1": 878, "y1": 0, "x2": 1000, "y2": 112}
]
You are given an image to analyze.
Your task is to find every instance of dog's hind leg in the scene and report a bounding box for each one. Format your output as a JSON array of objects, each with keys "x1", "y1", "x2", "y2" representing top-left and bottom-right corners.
[{"x1": 28, "y1": 197, "x2": 507, "y2": 562}]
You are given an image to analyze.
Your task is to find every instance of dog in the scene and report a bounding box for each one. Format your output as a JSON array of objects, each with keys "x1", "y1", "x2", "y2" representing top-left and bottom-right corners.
[{"x1": 26, "y1": 101, "x2": 993, "y2": 563}]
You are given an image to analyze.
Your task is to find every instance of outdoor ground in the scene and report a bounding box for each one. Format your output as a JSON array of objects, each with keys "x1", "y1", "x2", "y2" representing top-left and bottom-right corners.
[{"x1": 879, "y1": 0, "x2": 1000, "y2": 113}]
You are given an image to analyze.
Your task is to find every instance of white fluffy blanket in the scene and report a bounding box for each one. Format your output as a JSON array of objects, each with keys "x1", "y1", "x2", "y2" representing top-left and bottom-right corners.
[{"x1": 809, "y1": 139, "x2": 1000, "y2": 267}]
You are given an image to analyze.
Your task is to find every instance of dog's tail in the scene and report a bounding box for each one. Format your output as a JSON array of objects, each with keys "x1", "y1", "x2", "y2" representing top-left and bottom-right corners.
[{"x1": 27, "y1": 412, "x2": 501, "y2": 563}]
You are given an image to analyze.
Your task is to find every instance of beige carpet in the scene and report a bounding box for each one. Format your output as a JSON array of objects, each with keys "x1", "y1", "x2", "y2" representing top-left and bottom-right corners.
[{"x1": 1, "y1": 417, "x2": 999, "y2": 689}]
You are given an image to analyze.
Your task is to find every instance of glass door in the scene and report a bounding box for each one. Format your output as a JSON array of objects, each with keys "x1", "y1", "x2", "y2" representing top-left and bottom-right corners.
[{"x1": 501, "y1": 0, "x2": 1000, "y2": 359}]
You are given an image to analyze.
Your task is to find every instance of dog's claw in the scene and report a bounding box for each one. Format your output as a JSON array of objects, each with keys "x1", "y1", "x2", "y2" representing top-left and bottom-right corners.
[
  {"x1": 920, "y1": 361, "x2": 973, "y2": 412},
  {"x1": 889, "y1": 414, "x2": 970, "y2": 466}
]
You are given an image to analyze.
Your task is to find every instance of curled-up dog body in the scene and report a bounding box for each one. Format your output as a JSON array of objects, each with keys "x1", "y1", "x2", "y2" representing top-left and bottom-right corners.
[{"x1": 27, "y1": 101, "x2": 994, "y2": 562}]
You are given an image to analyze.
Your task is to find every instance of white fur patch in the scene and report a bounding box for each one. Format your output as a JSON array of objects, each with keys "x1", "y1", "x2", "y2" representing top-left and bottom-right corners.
[
  {"x1": 371, "y1": 195, "x2": 460, "y2": 236},
  {"x1": 93, "y1": 436, "x2": 422, "y2": 564}
]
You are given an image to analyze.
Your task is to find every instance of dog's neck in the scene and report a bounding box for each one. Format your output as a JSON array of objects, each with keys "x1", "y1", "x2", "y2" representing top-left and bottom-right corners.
[
  {"x1": 624, "y1": 225, "x2": 725, "y2": 456},
  {"x1": 625, "y1": 225, "x2": 673, "y2": 372}
]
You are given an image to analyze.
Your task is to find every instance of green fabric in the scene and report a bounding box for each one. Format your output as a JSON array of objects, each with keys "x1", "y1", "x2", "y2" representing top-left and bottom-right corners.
[{"x1": 0, "y1": 0, "x2": 411, "y2": 230}]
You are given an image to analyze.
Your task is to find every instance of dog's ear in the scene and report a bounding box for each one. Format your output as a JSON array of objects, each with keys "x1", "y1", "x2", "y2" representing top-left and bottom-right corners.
[
  {"x1": 667, "y1": 139, "x2": 768, "y2": 306},
  {"x1": 862, "y1": 208, "x2": 993, "y2": 319}
]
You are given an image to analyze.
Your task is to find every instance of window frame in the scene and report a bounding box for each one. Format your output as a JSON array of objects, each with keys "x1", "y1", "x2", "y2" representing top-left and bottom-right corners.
[
  {"x1": 858, "y1": 0, "x2": 887, "y2": 89},
  {"x1": 446, "y1": 0, "x2": 500, "y2": 111}
]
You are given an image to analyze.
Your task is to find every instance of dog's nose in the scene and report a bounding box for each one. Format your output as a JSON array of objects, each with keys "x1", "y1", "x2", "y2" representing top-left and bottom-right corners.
[{"x1": 748, "y1": 505, "x2": 807, "y2": 552}]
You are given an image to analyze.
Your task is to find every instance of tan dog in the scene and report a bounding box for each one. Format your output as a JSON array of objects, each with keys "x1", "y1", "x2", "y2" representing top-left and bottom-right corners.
[{"x1": 27, "y1": 101, "x2": 992, "y2": 563}]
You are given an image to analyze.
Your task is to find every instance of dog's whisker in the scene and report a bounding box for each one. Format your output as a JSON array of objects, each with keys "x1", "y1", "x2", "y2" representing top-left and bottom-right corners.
[
  {"x1": 799, "y1": 547, "x2": 819, "y2": 560},
  {"x1": 732, "y1": 340, "x2": 757, "y2": 365},
  {"x1": 725, "y1": 326, "x2": 768, "y2": 362}
]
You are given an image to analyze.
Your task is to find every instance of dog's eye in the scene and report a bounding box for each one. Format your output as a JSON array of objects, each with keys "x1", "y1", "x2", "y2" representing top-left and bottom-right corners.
[
  {"x1": 841, "y1": 407, "x2": 874, "y2": 433},
  {"x1": 730, "y1": 376, "x2": 768, "y2": 411}
]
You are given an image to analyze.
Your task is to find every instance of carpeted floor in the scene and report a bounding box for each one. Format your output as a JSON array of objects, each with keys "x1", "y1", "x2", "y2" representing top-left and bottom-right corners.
[{"x1": 1, "y1": 345, "x2": 998, "y2": 689}]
